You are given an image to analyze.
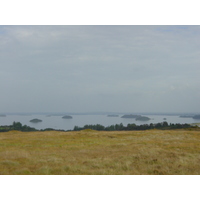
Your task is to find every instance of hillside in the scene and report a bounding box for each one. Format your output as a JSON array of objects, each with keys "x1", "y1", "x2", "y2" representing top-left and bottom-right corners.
[{"x1": 1, "y1": 129, "x2": 200, "y2": 175}]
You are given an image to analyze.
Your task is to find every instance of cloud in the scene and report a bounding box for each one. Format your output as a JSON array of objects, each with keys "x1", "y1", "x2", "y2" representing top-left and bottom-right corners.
[{"x1": 0, "y1": 25, "x2": 200, "y2": 113}]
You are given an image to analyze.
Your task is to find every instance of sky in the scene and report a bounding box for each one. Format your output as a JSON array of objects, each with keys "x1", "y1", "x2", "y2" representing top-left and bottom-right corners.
[{"x1": 0, "y1": 25, "x2": 200, "y2": 114}]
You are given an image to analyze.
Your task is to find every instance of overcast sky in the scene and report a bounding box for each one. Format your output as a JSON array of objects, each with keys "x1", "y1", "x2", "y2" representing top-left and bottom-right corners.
[{"x1": 0, "y1": 25, "x2": 200, "y2": 113}]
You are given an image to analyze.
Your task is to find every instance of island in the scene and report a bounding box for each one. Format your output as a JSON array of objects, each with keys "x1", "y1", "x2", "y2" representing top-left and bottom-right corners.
[
  {"x1": 62, "y1": 115, "x2": 73, "y2": 119},
  {"x1": 121, "y1": 114, "x2": 141, "y2": 118},
  {"x1": 180, "y1": 115, "x2": 194, "y2": 118},
  {"x1": 135, "y1": 116, "x2": 151, "y2": 121},
  {"x1": 107, "y1": 115, "x2": 119, "y2": 117},
  {"x1": 193, "y1": 115, "x2": 200, "y2": 119},
  {"x1": 0, "y1": 114, "x2": 6, "y2": 117},
  {"x1": 30, "y1": 118, "x2": 42, "y2": 123}
]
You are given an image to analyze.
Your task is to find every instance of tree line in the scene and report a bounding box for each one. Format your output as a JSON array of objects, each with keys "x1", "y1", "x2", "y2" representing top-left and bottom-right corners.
[
  {"x1": 0, "y1": 121, "x2": 196, "y2": 132},
  {"x1": 73, "y1": 122, "x2": 193, "y2": 131},
  {"x1": 0, "y1": 122, "x2": 36, "y2": 132}
]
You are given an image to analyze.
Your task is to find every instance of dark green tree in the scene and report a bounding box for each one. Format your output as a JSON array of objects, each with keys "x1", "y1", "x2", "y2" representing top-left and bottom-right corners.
[{"x1": 12, "y1": 121, "x2": 22, "y2": 130}]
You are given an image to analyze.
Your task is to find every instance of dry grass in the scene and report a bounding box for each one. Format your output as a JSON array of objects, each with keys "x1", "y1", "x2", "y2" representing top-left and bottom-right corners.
[{"x1": 1, "y1": 129, "x2": 200, "y2": 175}]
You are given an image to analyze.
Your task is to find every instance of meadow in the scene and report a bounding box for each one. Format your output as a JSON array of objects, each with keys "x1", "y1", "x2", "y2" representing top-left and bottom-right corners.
[{"x1": 0, "y1": 129, "x2": 200, "y2": 175}]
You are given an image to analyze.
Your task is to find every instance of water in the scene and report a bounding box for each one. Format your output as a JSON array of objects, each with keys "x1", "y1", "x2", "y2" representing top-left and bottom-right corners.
[{"x1": 0, "y1": 114, "x2": 200, "y2": 131}]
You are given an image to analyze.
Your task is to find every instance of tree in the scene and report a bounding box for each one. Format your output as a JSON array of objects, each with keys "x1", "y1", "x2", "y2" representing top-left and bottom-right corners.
[
  {"x1": 74, "y1": 126, "x2": 81, "y2": 131},
  {"x1": 127, "y1": 123, "x2": 137, "y2": 130},
  {"x1": 12, "y1": 121, "x2": 22, "y2": 130}
]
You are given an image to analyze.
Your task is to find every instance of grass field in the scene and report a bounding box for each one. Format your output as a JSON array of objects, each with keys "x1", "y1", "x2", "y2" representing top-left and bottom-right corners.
[{"x1": 1, "y1": 129, "x2": 200, "y2": 175}]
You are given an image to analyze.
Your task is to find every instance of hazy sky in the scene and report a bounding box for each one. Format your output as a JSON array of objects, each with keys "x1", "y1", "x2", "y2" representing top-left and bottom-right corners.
[{"x1": 0, "y1": 25, "x2": 200, "y2": 113}]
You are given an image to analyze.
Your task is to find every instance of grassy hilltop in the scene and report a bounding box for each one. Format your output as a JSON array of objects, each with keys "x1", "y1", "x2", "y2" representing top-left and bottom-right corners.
[{"x1": 1, "y1": 129, "x2": 200, "y2": 175}]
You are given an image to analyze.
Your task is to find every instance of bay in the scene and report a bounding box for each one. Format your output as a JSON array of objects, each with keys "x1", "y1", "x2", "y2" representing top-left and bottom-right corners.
[{"x1": 0, "y1": 114, "x2": 200, "y2": 131}]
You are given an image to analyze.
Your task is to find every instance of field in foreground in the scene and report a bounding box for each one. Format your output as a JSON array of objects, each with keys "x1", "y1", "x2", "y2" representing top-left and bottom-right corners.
[{"x1": 0, "y1": 129, "x2": 200, "y2": 175}]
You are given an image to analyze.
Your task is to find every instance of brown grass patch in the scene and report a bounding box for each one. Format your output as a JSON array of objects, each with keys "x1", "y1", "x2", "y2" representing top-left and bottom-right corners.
[{"x1": 0, "y1": 129, "x2": 200, "y2": 175}]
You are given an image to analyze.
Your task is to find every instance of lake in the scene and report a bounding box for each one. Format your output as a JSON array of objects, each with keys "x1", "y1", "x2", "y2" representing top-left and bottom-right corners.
[{"x1": 1, "y1": 114, "x2": 200, "y2": 131}]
